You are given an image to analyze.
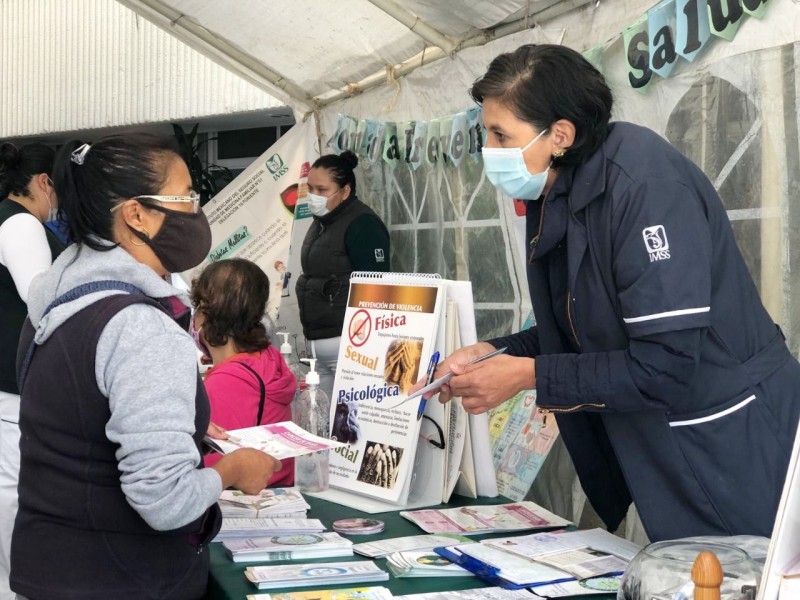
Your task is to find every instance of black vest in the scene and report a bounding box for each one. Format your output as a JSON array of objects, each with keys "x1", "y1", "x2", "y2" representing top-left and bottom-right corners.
[
  {"x1": 296, "y1": 196, "x2": 383, "y2": 339},
  {"x1": 12, "y1": 294, "x2": 221, "y2": 600},
  {"x1": 0, "y1": 199, "x2": 64, "y2": 394}
]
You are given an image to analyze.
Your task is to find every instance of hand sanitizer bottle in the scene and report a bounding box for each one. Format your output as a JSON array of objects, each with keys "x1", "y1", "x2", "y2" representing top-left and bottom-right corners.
[
  {"x1": 278, "y1": 332, "x2": 305, "y2": 420},
  {"x1": 294, "y1": 358, "x2": 330, "y2": 492}
]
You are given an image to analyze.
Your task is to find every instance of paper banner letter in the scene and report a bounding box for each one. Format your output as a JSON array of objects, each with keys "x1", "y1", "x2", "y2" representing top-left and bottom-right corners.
[
  {"x1": 741, "y1": 0, "x2": 768, "y2": 19},
  {"x1": 383, "y1": 123, "x2": 400, "y2": 169},
  {"x1": 399, "y1": 121, "x2": 415, "y2": 165},
  {"x1": 438, "y1": 117, "x2": 453, "y2": 166},
  {"x1": 676, "y1": 0, "x2": 711, "y2": 62},
  {"x1": 707, "y1": 0, "x2": 744, "y2": 40},
  {"x1": 448, "y1": 112, "x2": 468, "y2": 167},
  {"x1": 466, "y1": 107, "x2": 484, "y2": 162},
  {"x1": 410, "y1": 121, "x2": 427, "y2": 170},
  {"x1": 623, "y1": 15, "x2": 654, "y2": 92},
  {"x1": 425, "y1": 119, "x2": 441, "y2": 167},
  {"x1": 330, "y1": 114, "x2": 347, "y2": 154},
  {"x1": 582, "y1": 43, "x2": 606, "y2": 71},
  {"x1": 352, "y1": 119, "x2": 368, "y2": 159},
  {"x1": 648, "y1": 0, "x2": 678, "y2": 78},
  {"x1": 363, "y1": 121, "x2": 379, "y2": 165}
]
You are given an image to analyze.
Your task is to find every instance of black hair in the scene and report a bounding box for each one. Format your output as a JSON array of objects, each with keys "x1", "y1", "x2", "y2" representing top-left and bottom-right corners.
[
  {"x1": 311, "y1": 150, "x2": 359, "y2": 195},
  {"x1": 0, "y1": 142, "x2": 55, "y2": 198},
  {"x1": 52, "y1": 133, "x2": 181, "y2": 251},
  {"x1": 470, "y1": 44, "x2": 613, "y2": 168},
  {"x1": 190, "y1": 258, "x2": 271, "y2": 353}
]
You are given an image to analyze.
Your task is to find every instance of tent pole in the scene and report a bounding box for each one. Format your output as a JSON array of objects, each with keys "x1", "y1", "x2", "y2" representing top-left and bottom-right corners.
[
  {"x1": 315, "y1": 0, "x2": 592, "y2": 108},
  {"x1": 365, "y1": 0, "x2": 456, "y2": 54},
  {"x1": 116, "y1": 0, "x2": 313, "y2": 112}
]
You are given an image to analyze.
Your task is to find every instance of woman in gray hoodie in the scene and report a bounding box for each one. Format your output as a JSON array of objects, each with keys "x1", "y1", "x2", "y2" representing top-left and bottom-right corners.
[{"x1": 11, "y1": 134, "x2": 278, "y2": 600}]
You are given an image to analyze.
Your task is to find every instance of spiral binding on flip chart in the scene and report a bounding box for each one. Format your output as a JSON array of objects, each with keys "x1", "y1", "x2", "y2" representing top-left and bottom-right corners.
[{"x1": 350, "y1": 271, "x2": 442, "y2": 285}]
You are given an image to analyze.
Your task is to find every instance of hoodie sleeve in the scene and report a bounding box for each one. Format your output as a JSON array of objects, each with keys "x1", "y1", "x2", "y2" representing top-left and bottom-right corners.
[{"x1": 96, "y1": 304, "x2": 222, "y2": 531}]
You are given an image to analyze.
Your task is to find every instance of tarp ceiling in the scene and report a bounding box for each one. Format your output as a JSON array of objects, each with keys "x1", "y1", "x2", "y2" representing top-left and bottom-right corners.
[{"x1": 117, "y1": 0, "x2": 587, "y2": 112}]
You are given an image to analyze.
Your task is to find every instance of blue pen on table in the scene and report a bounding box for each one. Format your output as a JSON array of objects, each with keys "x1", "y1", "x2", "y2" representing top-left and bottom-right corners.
[{"x1": 417, "y1": 351, "x2": 440, "y2": 420}]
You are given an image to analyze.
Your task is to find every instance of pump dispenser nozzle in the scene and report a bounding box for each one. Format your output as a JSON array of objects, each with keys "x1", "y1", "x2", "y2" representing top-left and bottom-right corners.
[
  {"x1": 300, "y1": 358, "x2": 319, "y2": 386},
  {"x1": 278, "y1": 332, "x2": 292, "y2": 355}
]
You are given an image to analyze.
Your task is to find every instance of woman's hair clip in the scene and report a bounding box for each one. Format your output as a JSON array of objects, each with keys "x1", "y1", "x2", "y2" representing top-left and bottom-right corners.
[{"x1": 70, "y1": 143, "x2": 91, "y2": 165}]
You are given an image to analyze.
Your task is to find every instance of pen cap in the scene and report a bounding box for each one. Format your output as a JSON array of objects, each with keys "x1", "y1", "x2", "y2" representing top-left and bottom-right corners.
[
  {"x1": 300, "y1": 358, "x2": 319, "y2": 386},
  {"x1": 278, "y1": 332, "x2": 292, "y2": 355}
]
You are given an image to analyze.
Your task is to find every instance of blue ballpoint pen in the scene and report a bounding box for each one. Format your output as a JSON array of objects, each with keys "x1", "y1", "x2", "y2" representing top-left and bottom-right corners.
[{"x1": 417, "y1": 351, "x2": 440, "y2": 420}]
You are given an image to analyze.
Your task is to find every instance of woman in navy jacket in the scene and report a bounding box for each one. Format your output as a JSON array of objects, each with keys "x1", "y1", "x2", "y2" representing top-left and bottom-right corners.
[{"x1": 419, "y1": 44, "x2": 800, "y2": 542}]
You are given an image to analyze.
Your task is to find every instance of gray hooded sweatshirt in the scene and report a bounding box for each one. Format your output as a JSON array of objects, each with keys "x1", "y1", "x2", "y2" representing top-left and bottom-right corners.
[{"x1": 26, "y1": 243, "x2": 222, "y2": 531}]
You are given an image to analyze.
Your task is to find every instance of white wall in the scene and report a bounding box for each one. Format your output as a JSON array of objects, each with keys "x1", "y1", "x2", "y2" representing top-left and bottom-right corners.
[{"x1": 0, "y1": 0, "x2": 283, "y2": 138}]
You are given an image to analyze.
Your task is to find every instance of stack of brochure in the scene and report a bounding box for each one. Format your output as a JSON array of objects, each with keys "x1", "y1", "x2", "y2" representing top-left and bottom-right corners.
[
  {"x1": 245, "y1": 587, "x2": 393, "y2": 600},
  {"x1": 386, "y1": 550, "x2": 472, "y2": 578},
  {"x1": 353, "y1": 534, "x2": 472, "y2": 558},
  {"x1": 218, "y1": 487, "x2": 310, "y2": 519},
  {"x1": 224, "y1": 532, "x2": 353, "y2": 563},
  {"x1": 213, "y1": 518, "x2": 325, "y2": 542},
  {"x1": 400, "y1": 501, "x2": 571, "y2": 535},
  {"x1": 244, "y1": 561, "x2": 389, "y2": 590}
]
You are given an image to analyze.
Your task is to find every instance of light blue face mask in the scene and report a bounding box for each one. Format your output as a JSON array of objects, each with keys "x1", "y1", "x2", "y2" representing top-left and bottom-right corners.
[{"x1": 481, "y1": 128, "x2": 550, "y2": 200}]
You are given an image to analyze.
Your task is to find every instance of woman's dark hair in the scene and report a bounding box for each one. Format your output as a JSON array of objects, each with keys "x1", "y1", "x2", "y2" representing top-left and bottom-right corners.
[
  {"x1": 0, "y1": 142, "x2": 55, "y2": 198},
  {"x1": 52, "y1": 133, "x2": 181, "y2": 251},
  {"x1": 311, "y1": 150, "x2": 359, "y2": 195},
  {"x1": 470, "y1": 44, "x2": 613, "y2": 168},
  {"x1": 190, "y1": 258, "x2": 271, "y2": 353}
]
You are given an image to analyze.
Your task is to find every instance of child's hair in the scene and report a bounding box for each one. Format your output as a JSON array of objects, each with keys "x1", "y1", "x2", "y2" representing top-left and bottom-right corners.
[{"x1": 190, "y1": 258, "x2": 271, "y2": 352}]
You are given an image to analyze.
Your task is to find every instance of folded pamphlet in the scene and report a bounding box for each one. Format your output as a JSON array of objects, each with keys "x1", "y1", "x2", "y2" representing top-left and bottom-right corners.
[
  {"x1": 400, "y1": 501, "x2": 571, "y2": 535},
  {"x1": 204, "y1": 421, "x2": 345, "y2": 460},
  {"x1": 224, "y1": 532, "x2": 353, "y2": 563},
  {"x1": 353, "y1": 533, "x2": 472, "y2": 558},
  {"x1": 213, "y1": 518, "x2": 324, "y2": 542},
  {"x1": 245, "y1": 587, "x2": 393, "y2": 600},
  {"x1": 386, "y1": 550, "x2": 472, "y2": 578},
  {"x1": 244, "y1": 561, "x2": 389, "y2": 590},
  {"x1": 218, "y1": 487, "x2": 310, "y2": 519}
]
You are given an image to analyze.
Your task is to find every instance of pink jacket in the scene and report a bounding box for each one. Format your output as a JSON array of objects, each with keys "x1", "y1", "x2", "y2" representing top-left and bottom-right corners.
[{"x1": 203, "y1": 345, "x2": 296, "y2": 486}]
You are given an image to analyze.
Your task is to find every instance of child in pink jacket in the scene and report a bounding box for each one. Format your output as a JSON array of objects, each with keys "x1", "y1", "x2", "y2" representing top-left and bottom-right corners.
[{"x1": 191, "y1": 258, "x2": 296, "y2": 486}]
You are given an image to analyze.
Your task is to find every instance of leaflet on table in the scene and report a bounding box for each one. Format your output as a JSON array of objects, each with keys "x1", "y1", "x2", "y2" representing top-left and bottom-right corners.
[
  {"x1": 213, "y1": 517, "x2": 324, "y2": 541},
  {"x1": 246, "y1": 587, "x2": 393, "y2": 600},
  {"x1": 224, "y1": 532, "x2": 353, "y2": 562},
  {"x1": 328, "y1": 276, "x2": 443, "y2": 503},
  {"x1": 394, "y1": 587, "x2": 542, "y2": 600},
  {"x1": 244, "y1": 561, "x2": 389, "y2": 590},
  {"x1": 488, "y1": 528, "x2": 640, "y2": 560},
  {"x1": 218, "y1": 487, "x2": 310, "y2": 519},
  {"x1": 204, "y1": 421, "x2": 345, "y2": 460},
  {"x1": 400, "y1": 501, "x2": 571, "y2": 535},
  {"x1": 386, "y1": 550, "x2": 472, "y2": 578},
  {"x1": 435, "y1": 544, "x2": 572, "y2": 589},
  {"x1": 353, "y1": 533, "x2": 473, "y2": 558}
]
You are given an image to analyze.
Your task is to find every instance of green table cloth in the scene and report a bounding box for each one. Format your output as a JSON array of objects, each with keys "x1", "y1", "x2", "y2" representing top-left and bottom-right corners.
[{"x1": 203, "y1": 493, "x2": 616, "y2": 600}]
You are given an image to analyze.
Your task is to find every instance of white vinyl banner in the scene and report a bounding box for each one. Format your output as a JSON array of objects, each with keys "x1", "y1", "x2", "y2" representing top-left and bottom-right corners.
[{"x1": 182, "y1": 118, "x2": 318, "y2": 321}]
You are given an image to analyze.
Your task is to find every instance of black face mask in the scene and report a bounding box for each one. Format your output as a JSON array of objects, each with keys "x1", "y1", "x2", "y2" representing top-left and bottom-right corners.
[{"x1": 129, "y1": 204, "x2": 212, "y2": 273}]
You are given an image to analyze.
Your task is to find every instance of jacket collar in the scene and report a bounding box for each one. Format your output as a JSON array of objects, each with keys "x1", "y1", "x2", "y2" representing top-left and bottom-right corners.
[{"x1": 567, "y1": 123, "x2": 615, "y2": 212}]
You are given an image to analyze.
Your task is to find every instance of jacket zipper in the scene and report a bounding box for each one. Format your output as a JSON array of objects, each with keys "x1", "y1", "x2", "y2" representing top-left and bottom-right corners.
[
  {"x1": 566, "y1": 291, "x2": 581, "y2": 350},
  {"x1": 538, "y1": 402, "x2": 606, "y2": 414},
  {"x1": 528, "y1": 199, "x2": 548, "y2": 263}
]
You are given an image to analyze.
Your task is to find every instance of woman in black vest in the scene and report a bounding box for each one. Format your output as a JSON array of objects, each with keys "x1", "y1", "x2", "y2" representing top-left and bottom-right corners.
[
  {"x1": 0, "y1": 142, "x2": 64, "y2": 600},
  {"x1": 12, "y1": 134, "x2": 280, "y2": 600},
  {"x1": 296, "y1": 151, "x2": 390, "y2": 399}
]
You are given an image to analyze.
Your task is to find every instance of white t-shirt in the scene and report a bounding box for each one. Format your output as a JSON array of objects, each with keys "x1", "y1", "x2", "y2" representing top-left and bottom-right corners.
[{"x1": 0, "y1": 212, "x2": 53, "y2": 303}]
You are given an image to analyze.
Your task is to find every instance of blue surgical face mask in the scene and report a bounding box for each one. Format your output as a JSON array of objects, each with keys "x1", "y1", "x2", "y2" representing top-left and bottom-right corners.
[{"x1": 481, "y1": 128, "x2": 550, "y2": 200}]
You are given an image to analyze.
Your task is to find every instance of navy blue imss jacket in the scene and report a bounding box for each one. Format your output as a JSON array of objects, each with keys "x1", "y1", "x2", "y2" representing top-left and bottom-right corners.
[{"x1": 490, "y1": 122, "x2": 800, "y2": 542}]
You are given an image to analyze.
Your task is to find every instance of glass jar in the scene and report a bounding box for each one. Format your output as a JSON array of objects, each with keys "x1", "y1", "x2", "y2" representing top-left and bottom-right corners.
[{"x1": 618, "y1": 540, "x2": 760, "y2": 600}]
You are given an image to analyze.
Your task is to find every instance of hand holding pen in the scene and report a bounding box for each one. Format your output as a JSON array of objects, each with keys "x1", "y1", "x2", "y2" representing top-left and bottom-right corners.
[
  {"x1": 416, "y1": 351, "x2": 440, "y2": 420},
  {"x1": 408, "y1": 342, "x2": 536, "y2": 415}
]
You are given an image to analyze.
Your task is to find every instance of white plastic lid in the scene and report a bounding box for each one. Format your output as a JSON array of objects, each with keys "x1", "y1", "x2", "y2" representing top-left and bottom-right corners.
[
  {"x1": 301, "y1": 358, "x2": 319, "y2": 386},
  {"x1": 278, "y1": 332, "x2": 292, "y2": 355}
]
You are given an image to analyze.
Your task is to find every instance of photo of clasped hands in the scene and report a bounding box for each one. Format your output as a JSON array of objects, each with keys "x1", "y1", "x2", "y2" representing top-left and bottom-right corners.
[{"x1": 408, "y1": 342, "x2": 536, "y2": 415}]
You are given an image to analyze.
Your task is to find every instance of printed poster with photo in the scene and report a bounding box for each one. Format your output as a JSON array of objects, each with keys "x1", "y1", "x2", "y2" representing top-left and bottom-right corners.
[
  {"x1": 180, "y1": 119, "x2": 318, "y2": 321},
  {"x1": 328, "y1": 273, "x2": 444, "y2": 504}
]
